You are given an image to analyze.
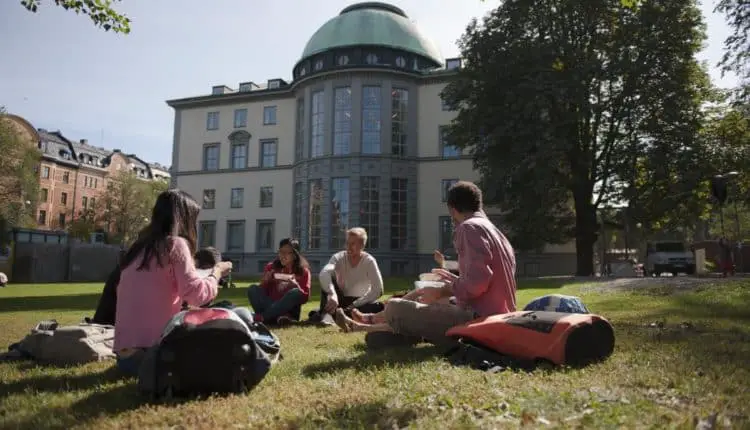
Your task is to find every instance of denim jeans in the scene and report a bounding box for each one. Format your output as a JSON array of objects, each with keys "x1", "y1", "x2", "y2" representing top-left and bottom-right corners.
[{"x1": 248, "y1": 285, "x2": 306, "y2": 322}]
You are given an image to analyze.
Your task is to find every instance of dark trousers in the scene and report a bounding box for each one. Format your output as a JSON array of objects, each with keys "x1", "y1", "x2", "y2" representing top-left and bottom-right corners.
[
  {"x1": 248, "y1": 285, "x2": 305, "y2": 322},
  {"x1": 318, "y1": 278, "x2": 385, "y2": 316}
]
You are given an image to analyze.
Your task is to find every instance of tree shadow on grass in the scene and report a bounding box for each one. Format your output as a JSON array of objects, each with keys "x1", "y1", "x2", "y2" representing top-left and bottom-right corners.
[
  {"x1": 1, "y1": 366, "x2": 146, "y2": 429},
  {"x1": 0, "y1": 293, "x2": 101, "y2": 313},
  {"x1": 302, "y1": 344, "x2": 445, "y2": 378},
  {"x1": 280, "y1": 399, "x2": 424, "y2": 429}
]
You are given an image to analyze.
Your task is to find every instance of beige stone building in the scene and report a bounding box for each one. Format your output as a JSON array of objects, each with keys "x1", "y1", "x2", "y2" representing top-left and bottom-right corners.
[{"x1": 167, "y1": 2, "x2": 576, "y2": 276}]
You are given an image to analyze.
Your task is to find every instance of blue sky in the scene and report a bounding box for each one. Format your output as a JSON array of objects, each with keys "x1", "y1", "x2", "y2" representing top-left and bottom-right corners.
[{"x1": 0, "y1": 0, "x2": 738, "y2": 167}]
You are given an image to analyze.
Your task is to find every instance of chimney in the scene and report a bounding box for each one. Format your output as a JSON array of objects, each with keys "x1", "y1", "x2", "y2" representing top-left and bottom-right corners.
[{"x1": 80, "y1": 139, "x2": 88, "y2": 145}]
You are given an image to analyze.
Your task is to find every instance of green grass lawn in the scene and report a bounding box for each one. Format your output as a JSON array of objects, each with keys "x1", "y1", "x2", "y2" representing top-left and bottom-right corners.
[{"x1": 1, "y1": 278, "x2": 749, "y2": 429}]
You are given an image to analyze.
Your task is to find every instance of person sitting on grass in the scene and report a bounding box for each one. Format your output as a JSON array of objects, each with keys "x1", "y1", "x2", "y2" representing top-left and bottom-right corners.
[
  {"x1": 113, "y1": 189, "x2": 233, "y2": 377},
  {"x1": 194, "y1": 246, "x2": 234, "y2": 289},
  {"x1": 309, "y1": 227, "x2": 385, "y2": 325},
  {"x1": 247, "y1": 238, "x2": 311, "y2": 325},
  {"x1": 333, "y1": 181, "x2": 517, "y2": 349}
]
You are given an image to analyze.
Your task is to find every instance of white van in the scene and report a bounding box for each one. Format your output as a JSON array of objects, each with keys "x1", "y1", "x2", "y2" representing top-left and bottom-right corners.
[{"x1": 644, "y1": 241, "x2": 696, "y2": 276}]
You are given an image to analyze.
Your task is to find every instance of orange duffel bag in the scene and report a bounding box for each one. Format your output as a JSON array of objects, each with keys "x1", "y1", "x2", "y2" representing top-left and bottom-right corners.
[{"x1": 445, "y1": 311, "x2": 615, "y2": 368}]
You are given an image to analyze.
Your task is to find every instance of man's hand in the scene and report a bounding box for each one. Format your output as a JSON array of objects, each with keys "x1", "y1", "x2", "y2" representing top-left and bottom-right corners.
[
  {"x1": 401, "y1": 286, "x2": 447, "y2": 305},
  {"x1": 324, "y1": 295, "x2": 339, "y2": 313},
  {"x1": 432, "y1": 268, "x2": 458, "y2": 282},
  {"x1": 433, "y1": 250, "x2": 445, "y2": 267}
]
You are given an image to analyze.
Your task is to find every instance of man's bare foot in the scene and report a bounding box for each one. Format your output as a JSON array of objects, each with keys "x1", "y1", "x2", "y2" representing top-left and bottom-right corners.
[
  {"x1": 351, "y1": 308, "x2": 371, "y2": 324},
  {"x1": 334, "y1": 308, "x2": 368, "y2": 333}
]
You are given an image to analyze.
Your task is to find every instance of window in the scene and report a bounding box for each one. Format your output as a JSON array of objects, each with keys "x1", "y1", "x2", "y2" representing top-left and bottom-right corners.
[
  {"x1": 310, "y1": 91, "x2": 325, "y2": 158},
  {"x1": 390, "y1": 178, "x2": 407, "y2": 249},
  {"x1": 362, "y1": 86, "x2": 381, "y2": 154},
  {"x1": 58, "y1": 213, "x2": 66, "y2": 229},
  {"x1": 441, "y1": 179, "x2": 459, "y2": 202},
  {"x1": 256, "y1": 220, "x2": 275, "y2": 251},
  {"x1": 330, "y1": 178, "x2": 350, "y2": 249},
  {"x1": 446, "y1": 58, "x2": 462, "y2": 70},
  {"x1": 259, "y1": 186, "x2": 273, "y2": 208},
  {"x1": 441, "y1": 96, "x2": 452, "y2": 111},
  {"x1": 41, "y1": 166, "x2": 50, "y2": 179},
  {"x1": 390, "y1": 261, "x2": 409, "y2": 276},
  {"x1": 230, "y1": 188, "x2": 243, "y2": 208},
  {"x1": 82, "y1": 196, "x2": 88, "y2": 209},
  {"x1": 293, "y1": 182, "x2": 303, "y2": 240},
  {"x1": 308, "y1": 179, "x2": 323, "y2": 249},
  {"x1": 203, "y1": 144, "x2": 219, "y2": 170},
  {"x1": 314, "y1": 59, "x2": 324, "y2": 71},
  {"x1": 234, "y1": 109, "x2": 247, "y2": 128},
  {"x1": 62, "y1": 171, "x2": 70, "y2": 184},
  {"x1": 439, "y1": 126, "x2": 461, "y2": 158},
  {"x1": 333, "y1": 87, "x2": 352, "y2": 155},
  {"x1": 337, "y1": 55, "x2": 349, "y2": 66},
  {"x1": 268, "y1": 80, "x2": 281, "y2": 89},
  {"x1": 263, "y1": 106, "x2": 277, "y2": 125},
  {"x1": 365, "y1": 53, "x2": 378, "y2": 64},
  {"x1": 90, "y1": 197, "x2": 95, "y2": 208},
  {"x1": 226, "y1": 221, "x2": 245, "y2": 252},
  {"x1": 295, "y1": 98, "x2": 304, "y2": 161},
  {"x1": 61, "y1": 192, "x2": 68, "y2": 205},
  {"x1": 395, "y1": 56, "x2": 406, "y2": 68},
  {"x1": 199, "y1": 221, "x2": 216, "y2": 247},
  {"x1": 391, "y1": 88, "x2": 409, "y2": 157},
  {"x1": 360, "y1": 176, "x2": 380, "y2": 249},
  {"x1": 38, "y1": 210, "x2": 46, "y2": 225},
  {"x1": 206, "y1": 111, "x2": 219, "y2": 130},
  {"x1": 230, "y1": 143, "x2": 247, "y2": 169},
  {"x1": 439, "y1": 216, "x2": 455, "y2": 254},
  {"x1": 202, "y1": 189, "x2": 215, "y2": 209},
  {"x1": 260, "y1": 140, "x2": 277, "y2": 168},
  {"x1": 40, "y1": 188, "x2": 48, "y2": 202}
]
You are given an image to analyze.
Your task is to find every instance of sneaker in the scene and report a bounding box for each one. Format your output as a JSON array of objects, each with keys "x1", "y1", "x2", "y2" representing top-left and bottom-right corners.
[
  {"x1": 308, "y1": 310, "x2": 321, "y2": 323},
  {"x1": 276, "y1": 315, "x2": 294, "y2": 326},
  {"x1": 319, "y1": 313, "x2": 335, "y2": 326}
]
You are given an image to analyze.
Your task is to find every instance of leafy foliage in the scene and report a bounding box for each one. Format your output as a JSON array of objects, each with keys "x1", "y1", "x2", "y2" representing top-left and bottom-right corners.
[
  {"x1": 0, "y1": 108, "x2": 41, "y2": 244},
  {"x1": 443, "y1": 0, "x2": 708, "y2": 275},
  {"x1": 714, "y1": 0, "x2": 750, "y2": 102},
  {"x1": 97, "y1": 172, "x2": 167, "y2": 245},
  {"x1": 20, "y1": 0, "x2": 130, "y2": 34}
]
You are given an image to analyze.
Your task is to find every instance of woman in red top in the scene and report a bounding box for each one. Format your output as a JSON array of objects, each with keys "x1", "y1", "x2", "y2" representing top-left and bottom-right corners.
[{"x1": 247, "y1": 238, "x2": 311, "y2": 324}]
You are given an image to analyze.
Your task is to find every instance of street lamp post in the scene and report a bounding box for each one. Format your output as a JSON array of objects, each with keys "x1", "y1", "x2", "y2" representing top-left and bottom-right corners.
[{"x1": 714, "y1": 171, "x2": 741, "y2": 272}]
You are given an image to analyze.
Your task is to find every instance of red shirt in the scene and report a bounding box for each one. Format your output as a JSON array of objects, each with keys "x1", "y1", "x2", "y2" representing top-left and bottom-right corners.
[{"x1": 259, "y1": 262, "x2": 311, "y2": 302}]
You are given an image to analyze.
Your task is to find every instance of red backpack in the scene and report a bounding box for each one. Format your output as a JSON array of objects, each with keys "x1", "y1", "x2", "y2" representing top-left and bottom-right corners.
[{"x1": 446, "y1": 311, "x2": 615, "y2": 368}]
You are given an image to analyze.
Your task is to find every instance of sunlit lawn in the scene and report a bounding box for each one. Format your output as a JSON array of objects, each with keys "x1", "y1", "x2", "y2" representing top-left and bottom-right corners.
[{"x1": 1, "y1": 277, "x2": 749, "y2": 429}]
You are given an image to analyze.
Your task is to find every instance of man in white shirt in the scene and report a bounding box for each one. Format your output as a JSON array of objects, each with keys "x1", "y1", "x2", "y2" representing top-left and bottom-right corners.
[{"x1": 311, "y1": 227, "x2": 385, "y2": 324}]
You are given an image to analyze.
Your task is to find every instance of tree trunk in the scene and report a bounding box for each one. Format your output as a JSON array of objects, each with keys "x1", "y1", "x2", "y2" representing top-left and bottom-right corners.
[{"x1": 573, "y1": 186, "x2": 598, "y2": 276}]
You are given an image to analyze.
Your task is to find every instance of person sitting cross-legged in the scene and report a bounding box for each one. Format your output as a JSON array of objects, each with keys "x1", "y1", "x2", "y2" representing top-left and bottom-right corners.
[
  {"x1": 309, "y1": 227, "x2": 385, "y2": 325},
  {"x1": 247, "y1": 238, "x2": 311, "y2": 325},
  {"x1": 333, "y1": 181, "x2": 517, "y2": 349}
]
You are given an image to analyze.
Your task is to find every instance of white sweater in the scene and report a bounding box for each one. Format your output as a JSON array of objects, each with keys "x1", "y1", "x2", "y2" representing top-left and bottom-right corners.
[{"x1": 318, "y1": 251, "x2": 384, "y2": 307}]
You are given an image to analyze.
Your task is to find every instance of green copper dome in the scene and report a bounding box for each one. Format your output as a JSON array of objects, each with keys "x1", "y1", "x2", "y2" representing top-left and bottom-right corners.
[{"x1": 299, "y1": 2, "x2": 443, "y2": 66}]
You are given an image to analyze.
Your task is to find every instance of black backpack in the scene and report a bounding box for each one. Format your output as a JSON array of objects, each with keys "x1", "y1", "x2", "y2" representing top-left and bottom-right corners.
[{"x1": 137, "y1": 307, "x2": 280, "y2": 401}]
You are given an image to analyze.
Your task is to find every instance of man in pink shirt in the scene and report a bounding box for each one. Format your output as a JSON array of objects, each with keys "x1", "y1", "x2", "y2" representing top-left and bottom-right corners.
[{"x1": 334, "y1": 181, "x2": 517, "y2": 347}]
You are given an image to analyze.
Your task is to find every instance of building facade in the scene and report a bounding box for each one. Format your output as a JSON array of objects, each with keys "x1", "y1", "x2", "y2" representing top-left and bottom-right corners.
[
  {"x1": 2, "y1": 115, "x2": 170, "y2": 234},
  {"x1": 168, "y1": 2, "x2": 577, "y2": 276}
]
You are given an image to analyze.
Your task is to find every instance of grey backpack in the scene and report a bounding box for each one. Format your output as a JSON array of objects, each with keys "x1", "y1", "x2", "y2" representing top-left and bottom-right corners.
[{"x1": 10, "y1": 320, "x2": 116, "y2": 365}]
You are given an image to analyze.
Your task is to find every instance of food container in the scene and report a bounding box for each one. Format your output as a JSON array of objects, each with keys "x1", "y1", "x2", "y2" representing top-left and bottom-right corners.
[
  {"x1": 413, "y1": 280, "x2": 444, "y2": 289},
  {"x1": 443, "y1": 260, "x2": 459, "y2": 271},
  {"x1": 419, "y1": 272, "x2": 442, "y2": 282},
  {"x1": 274, "y1": 273, "x2": 294, "y2": 281}
]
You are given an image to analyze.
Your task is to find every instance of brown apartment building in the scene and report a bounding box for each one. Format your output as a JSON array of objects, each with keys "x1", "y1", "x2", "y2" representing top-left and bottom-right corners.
[{"x1": 3, "y1": 114, "x2": 170, "y2": 232}]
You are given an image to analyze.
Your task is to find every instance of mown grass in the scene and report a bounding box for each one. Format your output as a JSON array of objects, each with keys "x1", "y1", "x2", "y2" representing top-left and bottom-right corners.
[{"x1": 0, "y1": 277, "x2": 749, "y2": 429}]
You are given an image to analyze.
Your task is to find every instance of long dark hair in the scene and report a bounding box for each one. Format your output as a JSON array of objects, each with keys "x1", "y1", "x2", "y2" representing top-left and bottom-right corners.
[
  {"x1": 272, "y1": 238, "x2": 309, "y2": 275},
  {"x1": 121, "y1": 189, "x2": 201, "y2": 271}
]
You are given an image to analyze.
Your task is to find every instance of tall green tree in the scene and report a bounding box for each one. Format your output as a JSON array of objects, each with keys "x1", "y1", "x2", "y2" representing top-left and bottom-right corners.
[
  {"x1": 443, "y1": 0, "x2": 708, "y2": 275},
  {"x1": 0, "y1": 108, "x2": 41, "y2": 244},
  {"x1": 715, "y1": 0, "x2": 749, "y2": 102},
  {"x1": 21, "y1": 0, "x2": 130, "y2": 34},
  {"x1": 98, "y1": 172, "x2": 166, "y2": 245}
]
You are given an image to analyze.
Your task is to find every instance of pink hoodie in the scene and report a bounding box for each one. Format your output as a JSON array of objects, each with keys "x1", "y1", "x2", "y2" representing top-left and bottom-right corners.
[{"x1": 114, "y1": 236, "x2": 218, "y2": 352}]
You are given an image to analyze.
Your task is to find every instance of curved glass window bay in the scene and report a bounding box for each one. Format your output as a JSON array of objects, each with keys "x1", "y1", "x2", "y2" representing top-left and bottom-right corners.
[
  {"x1": 310, "y1": 91, "x2": 325, "y2": 158},
  {"x1": 362, "y1": 86, "x2": 382, "y2": 154},
  {"x1": 333, "y1": 87, "x2": 352, "y2": 155},
  {"x1": 391, "y1": 88, "x2": 408, "y2": 157}
]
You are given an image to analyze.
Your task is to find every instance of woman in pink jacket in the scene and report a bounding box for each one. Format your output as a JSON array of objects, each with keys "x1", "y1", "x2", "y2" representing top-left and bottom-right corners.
[{"x1": 114, "y1": 189, "x2": 232, "y2": 376}]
